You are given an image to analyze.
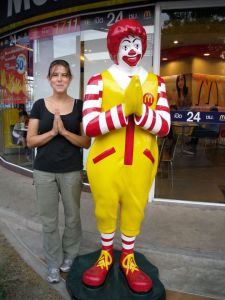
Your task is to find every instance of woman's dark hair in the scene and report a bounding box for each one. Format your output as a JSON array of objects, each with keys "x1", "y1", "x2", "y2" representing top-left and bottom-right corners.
[
  {"x1": 47, "y1": 59, "x2": 72, "y2": 79},
  {"x1": 176, "y1": 74, "x2": 188, "y2": 98}
]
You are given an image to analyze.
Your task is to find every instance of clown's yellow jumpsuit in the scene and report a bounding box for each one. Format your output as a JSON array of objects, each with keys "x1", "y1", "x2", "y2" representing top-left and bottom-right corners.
[{"x1": 83, "y1": 70, "x2": 170, "y2": 237}]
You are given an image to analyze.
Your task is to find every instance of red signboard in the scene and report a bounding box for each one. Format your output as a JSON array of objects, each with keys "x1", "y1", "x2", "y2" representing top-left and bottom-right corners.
[
  {"x1": 0, "y1": 47, "x2": 28, "y2": 104},
  {"x1": 29, "y1": 17, "x2": 80, "y2": 40}
]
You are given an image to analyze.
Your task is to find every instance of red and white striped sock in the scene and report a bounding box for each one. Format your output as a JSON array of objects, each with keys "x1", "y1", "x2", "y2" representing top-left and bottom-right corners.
[
  {"x1": 101, "y1": 232, "x2": 115, "y2": 251},
  {"x1": 121, "y1": 234, "x2": 136, "y2": 254}
]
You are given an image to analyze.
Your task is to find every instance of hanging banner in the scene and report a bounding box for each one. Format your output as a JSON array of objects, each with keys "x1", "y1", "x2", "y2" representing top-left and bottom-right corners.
[{"x1": 0, "y1": 46, "x2": 28, "y2": 104}]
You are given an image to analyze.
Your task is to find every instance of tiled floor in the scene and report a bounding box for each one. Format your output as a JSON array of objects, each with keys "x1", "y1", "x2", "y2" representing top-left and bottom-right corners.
[{"x1": 156, "y1": 142, "x2": 225, "y2": 203}]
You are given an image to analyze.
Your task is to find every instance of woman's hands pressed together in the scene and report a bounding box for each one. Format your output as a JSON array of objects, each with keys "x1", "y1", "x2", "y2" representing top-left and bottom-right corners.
[{"x1": 53, "y1": 109, "x2": 67, "y2": 137}]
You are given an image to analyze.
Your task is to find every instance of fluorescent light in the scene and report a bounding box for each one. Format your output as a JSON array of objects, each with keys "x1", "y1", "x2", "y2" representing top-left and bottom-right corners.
[
  {"x1": 15, "y1": 43, "x2": 33, "y2": 52},
  {"x1": 145, "y1": 25, "x2": 154, "y2": 34},
  {"x1": 85, "y1": 51, "x2": 110, "y2": 61},
  {"x1": 81, "y1": 30, "x2": 107, "y2": 41}
]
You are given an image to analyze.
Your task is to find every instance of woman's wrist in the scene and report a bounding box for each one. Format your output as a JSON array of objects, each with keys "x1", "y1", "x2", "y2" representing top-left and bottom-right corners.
[
  {"x1": 61, "y1": 128, "x2": 69, "y2": 137},
  {"x1": 50, "y1": 129, "x2": 58, "y2": 137}
]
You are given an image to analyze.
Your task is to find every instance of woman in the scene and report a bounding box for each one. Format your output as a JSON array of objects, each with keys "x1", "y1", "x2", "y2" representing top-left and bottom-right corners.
[
  {"x1": 27, "y1": 59, "x2": 90, "y2": 283},
  {"x1": 12, "y1": 110, "x2": 29, "y2": 147},
  {"x1": 176, "y1": 74, "x2": 192, "y2": 109}
]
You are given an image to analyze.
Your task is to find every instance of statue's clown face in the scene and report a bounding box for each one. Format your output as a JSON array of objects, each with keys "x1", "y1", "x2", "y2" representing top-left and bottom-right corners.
[{"x1": 118, "y1": 35, "x2": 142, "y2": 68}]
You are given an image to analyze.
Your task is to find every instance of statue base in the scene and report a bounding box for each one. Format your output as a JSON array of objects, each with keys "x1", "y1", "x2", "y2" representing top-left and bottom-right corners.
[{"x1": 66, "y1": 249, "x2": 166, "y2": 300}]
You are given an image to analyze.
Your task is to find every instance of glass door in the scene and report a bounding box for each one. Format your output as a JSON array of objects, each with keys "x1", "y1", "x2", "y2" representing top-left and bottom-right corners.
[{"x1": 156, "y1": 6, "x2": 225, "y2": 203}]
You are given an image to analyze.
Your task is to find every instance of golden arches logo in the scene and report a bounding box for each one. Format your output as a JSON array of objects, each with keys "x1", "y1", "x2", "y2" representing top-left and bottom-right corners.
[
  {"x1": 144, "y1": 10, "x2": 151, "y2": 18},
  {"x1": 197, "y1": 80, "x2": 218, "y2": 106},
  {"x1": 219, "y1": 114, "x2": 225, "y2": 121},
  {"x1": 143, "y1": 93, "x2": 154, "y2": 106}
]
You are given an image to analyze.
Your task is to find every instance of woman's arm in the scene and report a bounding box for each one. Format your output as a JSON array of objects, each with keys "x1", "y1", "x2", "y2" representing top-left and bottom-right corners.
[
  {"x1": 58, "y1": 117, "x2": 91, "y2": 149},
  {"x1": 26, "y1": 118, "x2": 58, "y2": 148}
]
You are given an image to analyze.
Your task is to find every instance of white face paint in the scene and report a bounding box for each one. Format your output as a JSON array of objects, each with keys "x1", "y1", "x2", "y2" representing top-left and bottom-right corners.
[{"x1": 117, "y1": 35, "x2": 142, "y2": 68}]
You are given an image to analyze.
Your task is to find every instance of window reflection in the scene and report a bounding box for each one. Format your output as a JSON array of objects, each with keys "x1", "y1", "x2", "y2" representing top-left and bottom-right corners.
[
  {"x1": 0, "y1": 32, "x2": 33, "y2": 167},
  {"x1": 156, "y1": 7, "x2": 225, "y2": 203},
  {"x1": 0, "y1": 19, "x2": 81, "y2": 169}
]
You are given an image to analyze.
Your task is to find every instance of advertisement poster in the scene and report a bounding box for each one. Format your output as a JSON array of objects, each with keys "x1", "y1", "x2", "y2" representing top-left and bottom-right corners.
[
  {"x1": 164, "y1": 73, "x2": 192, "y2": 110},
  {"x1": 164, "y1": 73, "x2": 225, "y2": 124},
  {"x1": 0, "y1": 46, "x2": 28, "y2": 104},
  {"x1": 192, "y1": 73, "x2": 225, "y2": 108}
]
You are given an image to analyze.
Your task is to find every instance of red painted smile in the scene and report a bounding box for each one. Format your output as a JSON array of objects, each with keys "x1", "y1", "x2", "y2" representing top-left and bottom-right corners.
[{"x1": 123, "y1": 54, "x2": 141, "y2": 67}]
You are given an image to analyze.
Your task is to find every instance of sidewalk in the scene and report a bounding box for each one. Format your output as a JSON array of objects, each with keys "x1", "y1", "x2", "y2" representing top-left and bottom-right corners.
[{"x1": 0, "y1": 163, "x2": 225, "y2": 300}]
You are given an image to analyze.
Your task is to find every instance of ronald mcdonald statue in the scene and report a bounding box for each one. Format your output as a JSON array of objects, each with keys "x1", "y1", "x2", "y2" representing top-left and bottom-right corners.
[{"x1": 82, "y1": 19, "x2": 171, "y2": 293}]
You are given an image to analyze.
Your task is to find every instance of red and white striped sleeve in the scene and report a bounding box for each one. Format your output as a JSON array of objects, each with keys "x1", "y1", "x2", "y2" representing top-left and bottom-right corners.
[
  {"x1": 134, "y1": 76, "x2": 171, "y2": 137},
  {"x1": 82, "y1": 73, "x2": 127, "y2": 137}
]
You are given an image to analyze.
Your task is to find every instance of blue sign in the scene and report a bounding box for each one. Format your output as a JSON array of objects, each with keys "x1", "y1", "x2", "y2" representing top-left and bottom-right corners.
[{"x1": 171, "y1": 111, "x2": 225, "y2": 124}]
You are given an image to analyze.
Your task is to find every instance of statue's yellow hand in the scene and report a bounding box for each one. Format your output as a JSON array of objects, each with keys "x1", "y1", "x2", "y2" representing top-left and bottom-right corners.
[{"x1": 124, "y1": 76, "x2": 143, "y2": 117}]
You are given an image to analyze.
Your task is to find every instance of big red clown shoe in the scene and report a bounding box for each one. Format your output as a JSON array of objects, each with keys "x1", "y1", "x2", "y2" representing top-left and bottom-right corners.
[
  {"x1": 82, "y1": 249, "x2": 113, "y2": 287},
  {"x1": 120, "y1": 251, "x2": 153, "y2": 293},
  {"x1": 81, "y1": 18, "x2": 171, "y2": 294}
]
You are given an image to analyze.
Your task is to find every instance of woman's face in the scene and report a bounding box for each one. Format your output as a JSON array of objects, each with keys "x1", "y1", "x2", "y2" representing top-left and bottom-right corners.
[
  {"x1": 178, "y1": 75, "x2": 185, "y2": 89},
  {"x1": 117, "y1": 35, "x2": 142, "y2": 68},
  {"x1": 48, "y1": 65, "x2": 71, "y2": 94}
]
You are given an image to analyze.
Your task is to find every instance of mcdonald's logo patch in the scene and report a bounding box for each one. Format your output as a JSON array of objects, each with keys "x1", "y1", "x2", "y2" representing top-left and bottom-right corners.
[
  {"x1": 197, "y1": 80, "x2": 218, "y2": 106},
  {"x1": 144, "y1": 10, "x2": 151, "y2": 18},
  {"x1": 143, "y1": 93, "x2": 154, "y2": 106},
  {"x1": 220, "y1": 114, "x2": 225, "y2": 121}
]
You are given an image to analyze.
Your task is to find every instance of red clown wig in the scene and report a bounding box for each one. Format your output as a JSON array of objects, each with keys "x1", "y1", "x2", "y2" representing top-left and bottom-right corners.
[{"x1": 107, "y1": 19, "x2": 147, "y2": 65}]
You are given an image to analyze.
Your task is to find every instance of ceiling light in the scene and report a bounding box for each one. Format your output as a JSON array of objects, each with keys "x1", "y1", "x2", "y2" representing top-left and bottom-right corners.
[
  {"x1": 15, "y1": 43, "x2": 33, "y2": 52},
  {"x1": 203, "y1": 53, "x2": 210, "y2": 56},
  {"x1": 84, "y1": 52, "x2": 110, "y2": 61},
  {"x1": 173, "y1": 40, "x2": 179, "y2": 44}
]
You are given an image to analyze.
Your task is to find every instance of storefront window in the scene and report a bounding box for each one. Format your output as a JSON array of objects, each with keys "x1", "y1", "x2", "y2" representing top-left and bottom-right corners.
[
  {"x1": 0, "y1": 31, "x2": 33, "y2": 166},
  {"x1": 0, "y1": 17, "x2": 81, "y2": 168},
  {"x1": 156, "y1": 7, "x2": 225, "y2": 203},
  {"x1": 31, "y1": 18, "x2": 81, "y2": 101},
  {"x1": 1, "y1": 3, "x2": 224, "y2": 205}
]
